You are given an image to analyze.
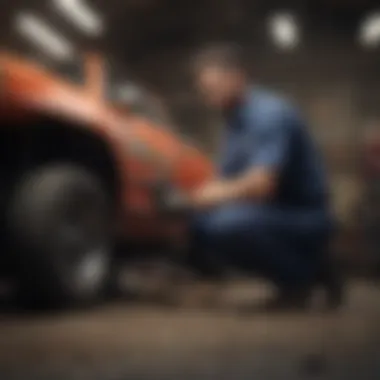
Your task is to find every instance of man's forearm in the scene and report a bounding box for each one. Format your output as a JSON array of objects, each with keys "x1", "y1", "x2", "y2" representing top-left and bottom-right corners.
[
  {"x1": 223, "y1": 168, "x2": 277, "y2": 202},
  {"x1": 191, "y1": 168, "x2": 277, "y2": 209}
]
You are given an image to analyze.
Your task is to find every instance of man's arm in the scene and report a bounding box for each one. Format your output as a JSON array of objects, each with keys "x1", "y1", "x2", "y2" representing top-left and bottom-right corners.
[{"x1": 192, "y1": 105, "x2": 292, "y2": 208}]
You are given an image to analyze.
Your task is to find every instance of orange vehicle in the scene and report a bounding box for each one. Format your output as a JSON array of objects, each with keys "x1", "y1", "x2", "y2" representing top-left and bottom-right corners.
[{"x1": 0, "y1": 52, "x2": 214, "y2": 307}]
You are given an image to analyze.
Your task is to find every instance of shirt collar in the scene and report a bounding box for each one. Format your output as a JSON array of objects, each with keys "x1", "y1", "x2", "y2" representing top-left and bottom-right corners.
[{"x1": 223, "y1": 86, "x2": 254, "y2": 127}]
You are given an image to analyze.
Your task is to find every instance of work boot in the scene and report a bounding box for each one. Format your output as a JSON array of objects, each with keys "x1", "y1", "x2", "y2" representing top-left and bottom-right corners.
[
  {"x1": 257, "y1": 264, "x2": 345, "y2": 313},
  {"x1": 238, "y1": 285, "x2": 313, "y2": 314},
  {"x1": 238, "y1": 258, "x2": 345, "y2": 314},
  {"x1": 316, "y1": 255, "x2": 344, "y2": 310}
]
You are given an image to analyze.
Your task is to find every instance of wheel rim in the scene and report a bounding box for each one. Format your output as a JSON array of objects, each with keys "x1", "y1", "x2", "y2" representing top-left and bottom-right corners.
[
  {"x1": 51, "y1": 188, "x2": 110, "y2": 298},
  {"x1": 72, "y1": 246, "x2": 109, "y2": 295}
]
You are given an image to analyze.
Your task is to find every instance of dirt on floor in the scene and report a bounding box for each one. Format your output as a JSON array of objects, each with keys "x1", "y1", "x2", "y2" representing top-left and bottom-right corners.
[{"x1": 0, "y1": 280, "x2": 379, "y2": 380}]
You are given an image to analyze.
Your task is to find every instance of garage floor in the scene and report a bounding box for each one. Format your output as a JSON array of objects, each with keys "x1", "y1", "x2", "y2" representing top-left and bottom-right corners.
[{"x1": 0, "y1": 281, "x2": 379, "y2": 380}]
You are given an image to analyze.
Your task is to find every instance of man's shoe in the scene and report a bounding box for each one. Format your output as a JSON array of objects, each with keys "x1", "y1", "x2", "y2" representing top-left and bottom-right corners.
[
  {"x1": 317, "y1": 264, "x2": 345, "y2": 310},
  {"x1": 237, "y1": 286, "x2": 312, "y2": 314}
]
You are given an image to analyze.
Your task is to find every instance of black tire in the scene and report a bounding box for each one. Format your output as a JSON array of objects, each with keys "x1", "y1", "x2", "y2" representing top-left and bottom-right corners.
[{"x1": 8, "y1": 164, "x2": 113, "y2": 308}]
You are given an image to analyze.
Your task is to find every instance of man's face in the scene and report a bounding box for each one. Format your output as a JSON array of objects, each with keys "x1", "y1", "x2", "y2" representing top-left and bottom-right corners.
[{"x1": 196, "y1": 66, "x2": 244, "y2": 109}]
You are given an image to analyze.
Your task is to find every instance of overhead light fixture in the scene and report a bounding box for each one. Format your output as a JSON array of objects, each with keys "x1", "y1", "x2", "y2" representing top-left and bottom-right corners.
[
  {"x1": 268, "y1": 12, "x2": 300, "y2": 50},
  {"x1": 359, "y1": 12, "x2": 380, "y2": 48},
  {"x1": 15, "y1": 12, "x2": 74, "y2": 61},
  {"x1": 53, "y1": 0, "x2": 103, "y2": 37}
]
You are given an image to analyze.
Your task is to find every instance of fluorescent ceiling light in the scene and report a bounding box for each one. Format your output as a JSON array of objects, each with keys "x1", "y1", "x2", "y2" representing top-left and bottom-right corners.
[
  {"x1": 15, "y1": 12, "x2": 74, "y2": 61},
  {"x1": 268, "y1": 12, "x2": 299, "y2": 50},
  {"x1": 359, "y1": 12, "x2": 380, "y2": 48},
  {"x1": 53, "y1": 0, "x2": 103, "y2": 36}
]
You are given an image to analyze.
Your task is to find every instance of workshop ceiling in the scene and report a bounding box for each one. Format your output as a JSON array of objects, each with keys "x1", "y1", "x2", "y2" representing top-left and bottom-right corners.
[{"x1": 0, "y1": 0, "x2": 379, "y2": 78}]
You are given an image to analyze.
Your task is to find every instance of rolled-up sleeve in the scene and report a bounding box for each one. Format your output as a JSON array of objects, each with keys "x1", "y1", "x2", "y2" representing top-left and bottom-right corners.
[{"x1": 248, "y1": 105, "x2": 293, "y2": 171}]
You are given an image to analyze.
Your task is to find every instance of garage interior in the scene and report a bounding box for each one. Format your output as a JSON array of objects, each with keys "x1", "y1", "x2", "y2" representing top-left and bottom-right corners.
[
  {"x1": 0, "y1": 0, "x2": 380, "y2": 379},
  {"x1": 2, "y1": 0, "x2": 377, "y2": 264}
]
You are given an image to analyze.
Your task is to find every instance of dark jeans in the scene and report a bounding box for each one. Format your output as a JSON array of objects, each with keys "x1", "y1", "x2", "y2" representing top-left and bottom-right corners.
[
  {"x1": 362, "y1": 179, "x2": 380, "y2": 262},
  {"x1": 188, "y1": 203, "x2": 332, "y2": 288}
]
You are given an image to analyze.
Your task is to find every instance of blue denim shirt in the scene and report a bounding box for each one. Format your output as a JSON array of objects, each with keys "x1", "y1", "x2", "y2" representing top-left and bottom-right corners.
[{"x1": 219, "y1": 87, "x2": 330, "y2": 211}]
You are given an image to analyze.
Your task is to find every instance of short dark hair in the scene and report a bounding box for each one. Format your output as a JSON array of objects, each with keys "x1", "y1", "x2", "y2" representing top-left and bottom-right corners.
[{"x1": 192, "y1": 43, "x2": 247, "y2": 74}]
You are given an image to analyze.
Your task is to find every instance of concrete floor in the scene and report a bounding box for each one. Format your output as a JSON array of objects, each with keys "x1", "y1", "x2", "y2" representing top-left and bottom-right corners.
[{"x1": 0, "y1": 281, "x2": 380, "y2": 380}]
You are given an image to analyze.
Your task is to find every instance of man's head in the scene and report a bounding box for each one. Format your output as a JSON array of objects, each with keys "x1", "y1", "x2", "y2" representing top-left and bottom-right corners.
[{"x1": 192, "y1": 43, "x2": 248, "y2": 109}]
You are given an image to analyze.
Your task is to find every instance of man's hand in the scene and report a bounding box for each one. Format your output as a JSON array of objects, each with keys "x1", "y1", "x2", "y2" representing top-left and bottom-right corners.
[
  {"x1": 191, "y1": 169, "x2": 277, "y2": 210},
  {"x1": 191, "y1": 181, "x2": 232, "y2": 209}
]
